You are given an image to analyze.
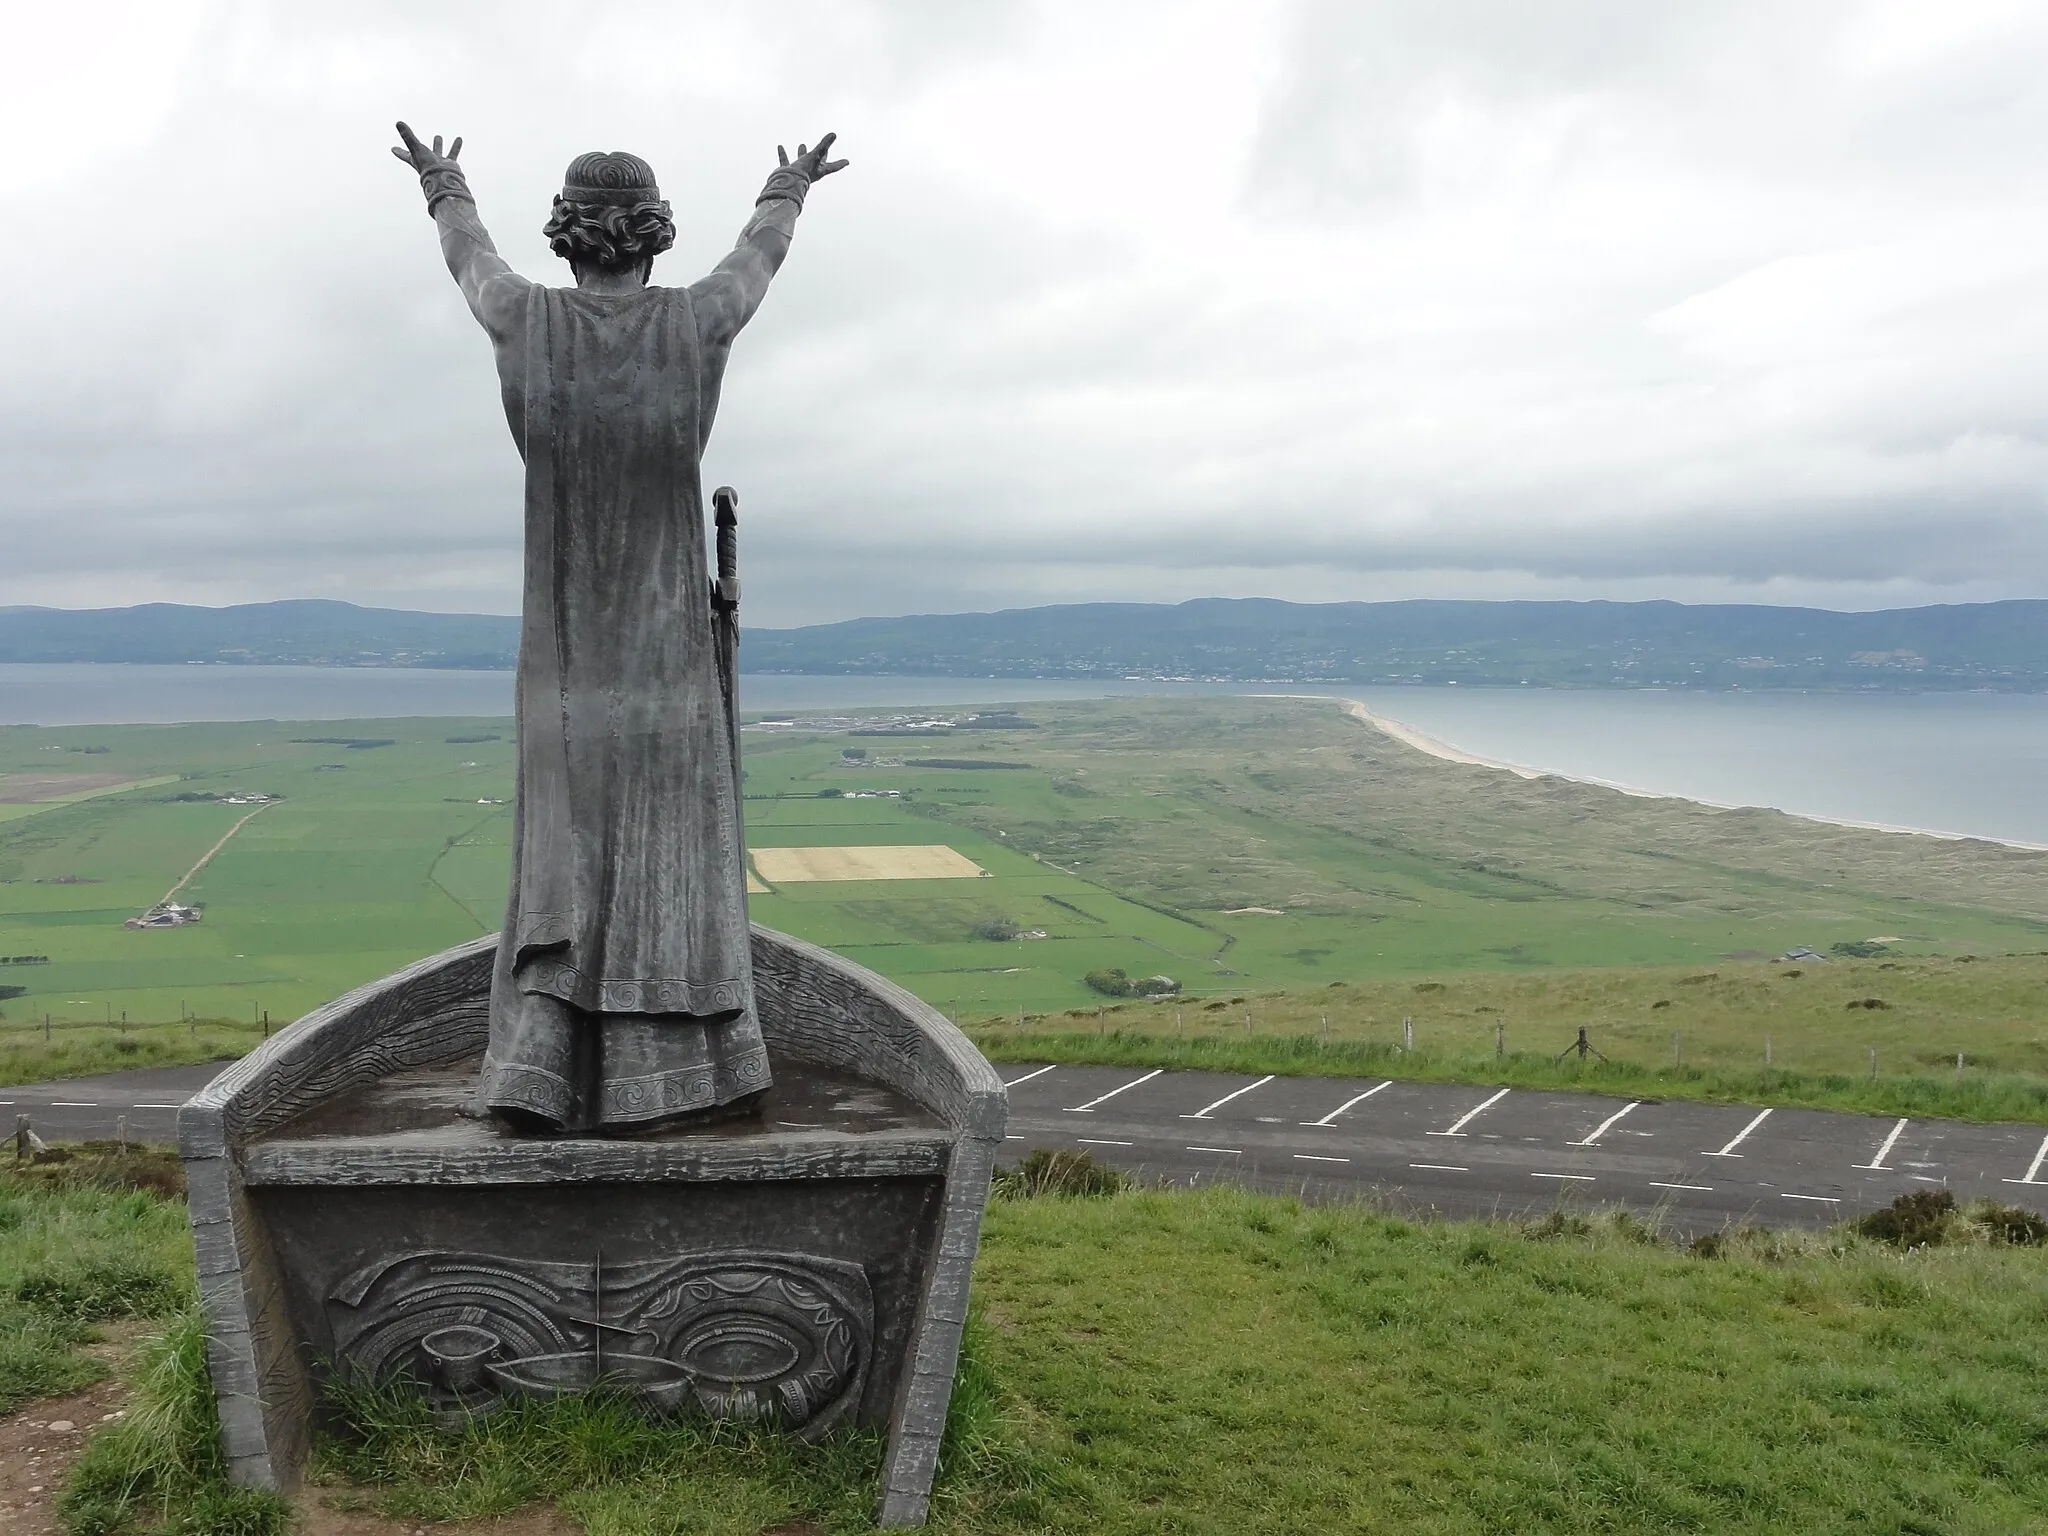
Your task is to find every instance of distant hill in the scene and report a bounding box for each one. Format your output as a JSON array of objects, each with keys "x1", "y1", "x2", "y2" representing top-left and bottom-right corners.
[
  {"x1": 2, "y1": 597, "x2": 2044, "y2": 690},
  {"x1": 0, "y1": 601, "x2": 519, "y2": 669},
  {"x1": 739, "y1": 597, "x2": 2048, "y2": 691}
]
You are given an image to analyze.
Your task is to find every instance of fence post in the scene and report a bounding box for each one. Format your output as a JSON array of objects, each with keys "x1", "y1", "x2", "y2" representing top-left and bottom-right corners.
[
  {"x1": 1765, "y1": 1034, "x2": 1772, "y2": 1069},
  {"x1": 1321, "y1": 1012, "x2": 1329, "y2": 1042},
  {"x1": 1496, "y1": 1020, "x2": 1505, "y2": 1059},
  {"x1": 1673, "y1": 1032, "x2": 1682, "y2": 1068},
  {"x1": 1244, "y1": 1010, "x2": 1252, "y2": 1038},
  {"x1": 262, "y1": 1010, "x2": 270, "y2": 1039},
  {"x1": 1176, "y1": 1008, "x2": 1183, "y2": 1039},
  {"x1": 1957, "y1": 1051, "x2": 1965, "y2": 1074},
  {"x1": 44, "y1": 1014, "x2": 50, "y2": 1044},
  {"x1": 115, "y1": 1115, "x2": 128, "y2": 1155},
  {"x1": 1869, "y1": 1045, "x2": 1878, "y2": 1080},
  {"x1": 1402, "y1": 1017, "x2": 1414, "y2": 1052}
]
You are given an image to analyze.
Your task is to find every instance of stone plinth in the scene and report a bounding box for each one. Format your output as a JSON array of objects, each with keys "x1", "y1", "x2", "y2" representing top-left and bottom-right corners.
[{"x1": 179, "y1": 926, "x2": 1006, "y2": 1528}]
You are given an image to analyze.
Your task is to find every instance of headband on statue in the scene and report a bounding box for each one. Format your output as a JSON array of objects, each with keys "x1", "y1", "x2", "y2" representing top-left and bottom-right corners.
[{"x1": 560, "y1": 150, "x2": 662, "y2": 206}]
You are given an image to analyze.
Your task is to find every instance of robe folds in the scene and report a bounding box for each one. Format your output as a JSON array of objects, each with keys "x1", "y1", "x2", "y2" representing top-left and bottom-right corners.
[{"x1": 477, "y1": 284, "x2": 768, "y2": 1131}]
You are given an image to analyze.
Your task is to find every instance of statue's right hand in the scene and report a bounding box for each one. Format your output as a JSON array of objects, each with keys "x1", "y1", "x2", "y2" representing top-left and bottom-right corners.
[{"x1": 391, "y1": 121, "x2": 463, "y2": 173}]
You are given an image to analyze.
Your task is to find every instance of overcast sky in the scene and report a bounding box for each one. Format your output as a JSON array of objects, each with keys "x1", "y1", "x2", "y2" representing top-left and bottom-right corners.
[{"x1": 6, "y1": 1, "x2": 2048, "y2": 624}]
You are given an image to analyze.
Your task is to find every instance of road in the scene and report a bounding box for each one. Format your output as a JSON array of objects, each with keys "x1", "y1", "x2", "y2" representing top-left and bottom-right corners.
[
  {"x1": 1000, "y1": 1063, "x2": 2048, "y2": 1233},
  {"x1": 12, "y1": 1060, "x2": 2048, "y2": 1235}
]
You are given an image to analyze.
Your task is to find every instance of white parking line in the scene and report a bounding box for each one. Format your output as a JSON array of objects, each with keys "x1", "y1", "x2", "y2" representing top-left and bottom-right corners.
[
  {"x1": 1781, "y1": 1193, "x2": 1840, "y2": 1204},
  {"x1": 1704, "y1": 1108, "x2": 1773, "y2": 1158},
  {"x1": 1410, "y1": 1162, "x2": 1469, "y2": 1173},
  {"x1": 1532, "y1": 1172, "x2": 1594, "y2": 1182},
  {"x1": 2004, "y1": 1133, "x2": 2048, "y2": 1186},
  {"x1": 1077, "y1": 1138, "x2": 1134, "y2": 1147},
  {"x1": 1302, "y1": 1081, "x2": 1392, "y2": 1127},
  {"x1": 1571, "y1": 1101, "x2": 1640, "y2": 1147},
  {"x1": 1183, "y1": 1076, "x2": 1275, "y2": 1120},
  {"x1": 1649, "y1": 1181, "x2": 1714, "y2": 1192},
  {"x1": 1186, "y1": 1146, "x2": 1242, "y2": 1155},
  {"x1": 1854, "y1": 1118, "x2": 1909, "y2": 1171},
  {"x1": 1064, "y1": 1070, "x2": 1163, "y2": 1112},
  {"x1": 1293, "y1": 1153, "x2": 1350, "y2": 1164},
  {"x1": 1428, "y1": 1087, "x2": 1509, "y2": 1137},
  {"x1": 1002, "y1": 1064, "x2": 1057, "y2": 1089}
]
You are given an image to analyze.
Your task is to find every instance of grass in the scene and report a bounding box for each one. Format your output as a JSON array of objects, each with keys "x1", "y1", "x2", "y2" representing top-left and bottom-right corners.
[
  {"x1": 0, "y1": 1155, "x2": 194, "y2": 1415},
  {"x1": 962, "y1": 949, "x2": 2048, "y2": 1121},
  {"x1": 0, "y1": 1022, "x2": 258, "y2": 1090},
  {"x1": 49, "y1": 1176, "x2": 2048, "y2": 1534},
  {"x1": 7, "y1": 696, "x2": 2048, "y2": 1097}
]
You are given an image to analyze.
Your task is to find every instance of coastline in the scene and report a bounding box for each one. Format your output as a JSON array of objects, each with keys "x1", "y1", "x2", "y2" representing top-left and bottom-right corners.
[{"x1": 1337, "y1": 698, "x2": 2048, "y2": 854}]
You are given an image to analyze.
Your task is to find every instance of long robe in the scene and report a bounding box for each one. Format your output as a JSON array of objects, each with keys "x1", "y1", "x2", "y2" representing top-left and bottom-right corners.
[
  {"x1": 427, "y1": 192, "x2": 801, "y2": 1133},
  {"x1": 477, "y1": 284, "x2": 767, "y2": 1131}
]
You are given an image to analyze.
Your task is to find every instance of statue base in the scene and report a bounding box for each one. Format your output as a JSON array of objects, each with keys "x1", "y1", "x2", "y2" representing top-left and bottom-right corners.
[{"x1": 178, "y1": 928, "x2": 1006, "y2": 1529}]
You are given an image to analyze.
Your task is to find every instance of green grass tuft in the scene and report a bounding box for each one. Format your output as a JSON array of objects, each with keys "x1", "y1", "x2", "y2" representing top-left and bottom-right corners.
[{"x1": 61, "y1": 1305, "x2": 289, "y2": 1536}]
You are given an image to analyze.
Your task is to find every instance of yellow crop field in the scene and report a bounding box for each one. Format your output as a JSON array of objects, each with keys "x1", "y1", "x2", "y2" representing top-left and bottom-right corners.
[{"x1": 750, "y1": 844, "x2": 986, "y2": 882}]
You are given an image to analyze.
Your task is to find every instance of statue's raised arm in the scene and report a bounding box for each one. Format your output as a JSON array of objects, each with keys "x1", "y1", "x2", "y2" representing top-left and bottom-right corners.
[
  {"x1": 391, "y1": 122, "x2": 530, "y2": 346},
  {"x1": 690, "y1": 133, "x2": 848, "y2": 350}
]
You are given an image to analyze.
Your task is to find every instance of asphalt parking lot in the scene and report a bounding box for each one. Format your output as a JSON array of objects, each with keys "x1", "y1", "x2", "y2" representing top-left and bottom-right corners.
[
  {"x1": 999, "y1": 1063, "x2": 2048, "y2": 1233},
  {"x1": 11, "y1": 1060, "x2": 2048, "y2": 1235}
]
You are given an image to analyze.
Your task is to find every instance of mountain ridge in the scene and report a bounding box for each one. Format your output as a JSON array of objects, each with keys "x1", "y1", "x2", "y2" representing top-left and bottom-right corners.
[{"x1": 1, "y1": 596, "x2": 2043, "y2": 689}]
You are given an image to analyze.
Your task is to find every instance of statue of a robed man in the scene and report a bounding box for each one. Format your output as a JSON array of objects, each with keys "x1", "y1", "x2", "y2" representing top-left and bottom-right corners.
[{"x1": 392, "y1": 122, "x2": 847, "y2": 1134}]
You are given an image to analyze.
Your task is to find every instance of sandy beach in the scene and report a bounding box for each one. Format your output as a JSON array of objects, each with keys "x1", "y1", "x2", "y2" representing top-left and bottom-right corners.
[{"x1": 1336, "y1": 697, "x2": 2048, "y2": 853}]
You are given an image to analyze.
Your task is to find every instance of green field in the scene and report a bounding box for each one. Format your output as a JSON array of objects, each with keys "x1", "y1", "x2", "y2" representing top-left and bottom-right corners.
[
  {"x1": 3, "y1": 697, "x2": 2045, "y2": 1072},
  {"x1": 20, "y1": 1158, "x2": 2048, "y2": 1535}
]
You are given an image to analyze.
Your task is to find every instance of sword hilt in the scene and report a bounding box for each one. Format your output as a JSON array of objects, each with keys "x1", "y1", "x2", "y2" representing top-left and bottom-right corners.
[{"x1": 712, "y1": 485, "x2": 739, "y2": 608}]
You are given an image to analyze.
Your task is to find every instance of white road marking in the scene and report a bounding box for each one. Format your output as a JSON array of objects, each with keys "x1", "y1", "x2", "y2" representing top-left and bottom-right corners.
[
  {"x1": 1064, "y1": 1069, "x2": 1163, "y2": 1112},
  {"x1": 1410, "y1": 1162, "x2": 1469, "y2": 1173},
  {"x1": 1001, "y1": 1064, "x2": 1057, "y2": 1089},
  {"x1": 1532, "y1": 1172, "x2": 1595, "y2": 1182},
  {"x1": 1183, "y1": 1075, "x2": 1275, "y2": 1120},
  {"x1": 131, "y1": 1103, "x2": 183, "y2": 1110},
  {"x1": 1571, "y1": 1101, "x2": 1640, "y2": 1147},
  {"x1": 1704, "y1": 1108, "x2": 1773, "y2": 1158},
  {"x1": 1649, "y1": 1181, "x2": 1714, "y2": 1192},
  {"x1": 1186, "y1": 1146, "x2": 1242, "y2": 1155},
  {"x1": 1303, "y1": 1081, "x2": 1392, "y2": 1127},
  {"x1": 1781, "y1": 1193, "x2": 1840, "y2": 1203},
  {"x1": 2004, "y1": 1133, "x2": 2048, "y2": 1186},
  {"x1": 1077, "y1": 1138, "x2": 1134, "y2": 1147},
  {"x1": 1293, "y1": 1153, "x2": 1350, "y2": 1164},
  {"x1": 1428, "y1": 1087, "x2": 1509, "y2": 1137},
  {"x1": 49, "y1": 1102, "x2": 97, "y2": 1108},
  {"x1": 1855, "y1": 1118, "x2": 1910, "y2": 1171},
  {"x1": 1004, "y1": 1135, "x2": 1025, "y2": 1141}
]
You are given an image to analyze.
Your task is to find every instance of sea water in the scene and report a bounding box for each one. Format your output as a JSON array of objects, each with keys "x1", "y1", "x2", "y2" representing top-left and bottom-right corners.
[{"x1": 0, "y1": 664, "x2": 2040, "y2": 846}]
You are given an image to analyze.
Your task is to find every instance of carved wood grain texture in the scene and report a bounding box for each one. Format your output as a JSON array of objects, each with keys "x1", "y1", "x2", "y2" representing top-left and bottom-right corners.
[
  {"x1": 180, "y1": 923, "x2": 1007, "y2": 1526},
  {"x1": 180, "y1": 937, "x2": 494, "y2": 1159},
  {"x1": 240, "y1": 1130, "x2": 953, "y2": 1186},
  {"x1": 877, "y1": 1128, "x2": 1001, "y2": 1527},
  {"x1": 749, "y1": 924, "x2": 1006, "y2": 1139}
]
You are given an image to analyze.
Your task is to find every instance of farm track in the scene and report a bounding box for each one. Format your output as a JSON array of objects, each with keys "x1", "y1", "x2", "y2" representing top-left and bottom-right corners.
[{"x1": 152, "y1": 801, "x2": 275, "y2": 909}]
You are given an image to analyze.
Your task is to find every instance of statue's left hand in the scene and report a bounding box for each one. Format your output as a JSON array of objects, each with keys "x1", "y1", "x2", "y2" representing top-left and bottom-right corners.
[
  {"x1": 391, "y1": 121, "x2": 463, "y2": 174},
  {"x1": 777, "y1": 132, "x2": 849, "y2": 184}
]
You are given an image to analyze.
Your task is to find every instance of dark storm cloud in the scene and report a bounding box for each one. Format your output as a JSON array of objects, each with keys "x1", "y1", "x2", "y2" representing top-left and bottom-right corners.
[{"x1": 4, "y1": 0, "x2": 2048, "y2": 621}]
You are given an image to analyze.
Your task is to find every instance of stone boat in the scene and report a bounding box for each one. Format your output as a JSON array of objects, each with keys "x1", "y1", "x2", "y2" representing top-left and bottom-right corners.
[{"x1": 179, "y1": 925, "x2": 1007, "y2": 1528}]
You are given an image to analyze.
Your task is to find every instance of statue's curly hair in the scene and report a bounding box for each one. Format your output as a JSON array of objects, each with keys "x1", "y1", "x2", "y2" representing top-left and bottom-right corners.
[{"x1": 542, "y1": 196, "x2": 677, "y2": 273}]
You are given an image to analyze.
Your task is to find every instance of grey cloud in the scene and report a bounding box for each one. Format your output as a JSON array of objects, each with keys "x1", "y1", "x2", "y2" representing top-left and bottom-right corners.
[{"x1": 4, "y1": 0, "x2": 2048, "y2": 625}]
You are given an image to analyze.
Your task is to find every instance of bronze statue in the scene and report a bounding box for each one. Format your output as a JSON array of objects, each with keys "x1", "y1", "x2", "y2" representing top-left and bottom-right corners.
[{"x1": 391, "y1": 122, "x2": 847, "y2": 1134}]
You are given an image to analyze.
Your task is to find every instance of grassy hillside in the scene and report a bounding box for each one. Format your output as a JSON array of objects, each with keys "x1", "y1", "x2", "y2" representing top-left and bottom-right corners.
[
  {"x1": 26, "y1": 1163, "x2": 2048, "y2": 1534},
  {"x1": 3, "y1": 697, "x2": 2046, "y2": 1093}
]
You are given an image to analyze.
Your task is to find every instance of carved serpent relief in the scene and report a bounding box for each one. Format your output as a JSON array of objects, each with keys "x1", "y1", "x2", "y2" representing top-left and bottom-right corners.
[{"x1": 328, "y1": 1248, "x2": 871, "y2": 1439}]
